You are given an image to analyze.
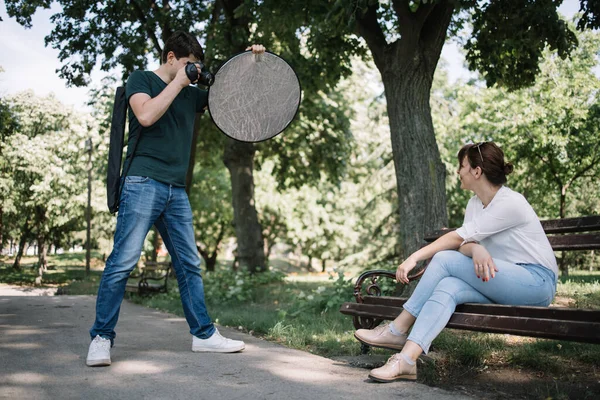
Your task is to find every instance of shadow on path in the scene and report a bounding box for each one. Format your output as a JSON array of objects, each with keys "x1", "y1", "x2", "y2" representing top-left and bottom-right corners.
[{"x1": 0, "y1": 296, "x2": 474, "y2": 400}]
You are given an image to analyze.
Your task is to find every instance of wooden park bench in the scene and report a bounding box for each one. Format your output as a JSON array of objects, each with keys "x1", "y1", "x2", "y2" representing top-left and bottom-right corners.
[
  {"x1": 340, "y1": 216, "x2": 600, "y2": 352},
  {"x1": 125, "y1": 261, "x2": 173, "y2": 296}
]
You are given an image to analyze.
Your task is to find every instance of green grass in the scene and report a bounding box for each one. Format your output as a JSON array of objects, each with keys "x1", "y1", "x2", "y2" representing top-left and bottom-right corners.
[
  {"x1": 557, "y1": 271, "x2": 600, "y2": 309},
  {"x1": 0, "y1": 251, "x2": 104, "y2": 287}
]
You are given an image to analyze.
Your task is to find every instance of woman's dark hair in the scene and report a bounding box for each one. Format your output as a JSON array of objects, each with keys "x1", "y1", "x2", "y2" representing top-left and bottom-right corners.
[
  {"x1": 457, "y1": 142, "x2": 514, "y2": 186},
  {"x1": 161, "y1": 31, "x2": 204, "y2": 64}
]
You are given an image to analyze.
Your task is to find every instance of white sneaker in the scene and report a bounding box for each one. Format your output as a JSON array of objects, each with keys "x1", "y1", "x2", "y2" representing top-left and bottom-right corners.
[
  {"x1": 192, "y1": 328, "x2": 245, "y2": 353},
  {"x1": 86, "y1": 335, "x2": 111, "y2": 367}
]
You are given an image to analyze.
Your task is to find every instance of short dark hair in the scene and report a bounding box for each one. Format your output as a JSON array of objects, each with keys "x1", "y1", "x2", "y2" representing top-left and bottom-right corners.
[
  {"x1": 161, "y1": 31, "x2": 204, "y2": 64},
  {"x1": 457, "y1": 142, "x2": 514, "y2": 186}
]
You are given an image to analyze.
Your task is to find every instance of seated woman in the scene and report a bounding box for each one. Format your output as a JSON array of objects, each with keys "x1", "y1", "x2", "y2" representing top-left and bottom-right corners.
[{"x1": 355, "y1": 142, "x2": 558, "y2": 383}]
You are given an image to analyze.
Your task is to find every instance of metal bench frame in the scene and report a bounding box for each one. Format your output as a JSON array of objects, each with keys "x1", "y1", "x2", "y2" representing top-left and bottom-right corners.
[{"x1": 125, "y1": 261, "x2": 172, "y2": 296}]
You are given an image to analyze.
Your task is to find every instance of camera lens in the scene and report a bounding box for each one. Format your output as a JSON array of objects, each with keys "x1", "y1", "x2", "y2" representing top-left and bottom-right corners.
[{"x1": 200, "y1": 71, "x2": 215, "y2": 87}]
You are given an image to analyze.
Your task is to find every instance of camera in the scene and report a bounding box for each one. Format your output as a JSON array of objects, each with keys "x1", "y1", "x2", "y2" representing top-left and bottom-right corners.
[{"x1": 185, "y1": 61, "x2": 214, "y2": 87}]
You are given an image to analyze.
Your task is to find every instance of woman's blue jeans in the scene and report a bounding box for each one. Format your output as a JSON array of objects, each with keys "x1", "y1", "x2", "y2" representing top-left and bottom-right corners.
[
  {"x1": 402, "y1": 250, "x2": 556, "y2": 353},
  {"x1": 90, "y1": 176, "x2": 216, "y2": 342}
]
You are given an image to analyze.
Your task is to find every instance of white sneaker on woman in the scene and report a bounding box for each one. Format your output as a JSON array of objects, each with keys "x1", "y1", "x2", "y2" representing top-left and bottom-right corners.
[
  {"x1": 86, "y1": 335, "x2": 111, "y2": 367},
  {"x1": 192, "y1": 328, "x2": 245, "y2": 353}
]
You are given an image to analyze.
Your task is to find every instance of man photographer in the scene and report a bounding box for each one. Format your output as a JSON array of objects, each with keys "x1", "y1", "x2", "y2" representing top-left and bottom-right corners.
[{"x1": 87, "y1": 31, "x2": 265, "y2": 366}]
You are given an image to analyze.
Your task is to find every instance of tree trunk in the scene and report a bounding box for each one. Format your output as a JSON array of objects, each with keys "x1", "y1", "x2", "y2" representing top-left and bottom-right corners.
[
  {"x1": 185, "y1": 114, "x2": 204, "y2": 195},
  {"x1": 12, "y1": 221, "x2": 31, "y2": 271},
  {"x1": 322, "y1": 259, "x2": 326, "y2": 273},
  {"x1": 35, "y1": 233, "x2": 47, "y2": 286},
  {"x1": 264, "y1": 238, "x2": 269, "y2": 261},
  {"x1": 559, "y1": 187, "x2": 566, "y2": 220},
  {"x1": 205, "y1": 252, "x2": 218, "y2": 272},
  {"x1": 265, "y1": 241, "x2": 274, "y2": 262},
  {"x1": 0, "y1": 206, "x2": 3, "y2": 254},
  {"x1": 356, "y1": 3, "x2": 452, "y2": 260},
  {"x1": 197, "y1": 246, "x2": 220, "y2": 272},
  {"x1": 85, "y1": 138, "x2": 92, "y2": 277},
  {"x1": 307, "y1": 255, "x2": 313, "y2": 271},
  {"x1": 151, "y1": 226, "x2": 159, "y2": 262},
  {"x1": 197, "y1": 247, "x2": 214, "y2": 272},
  {"x1": 380, "y1": 63, "x2": 448, "y2": 258},
  {"x1": 223, "y1": 139, "x2": 265, "y2": 273},
  {"x1": 558, "y1": 188, "x2": 568, "y2": 276},
  {"x1": 13, "y1": 235, "x2": 26, "y2": 271}
]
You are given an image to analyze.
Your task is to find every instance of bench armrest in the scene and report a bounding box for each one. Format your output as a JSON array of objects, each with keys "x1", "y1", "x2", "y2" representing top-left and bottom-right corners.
[{"x1": 354, "y1": 265, "x2": 427, "y2": 303}]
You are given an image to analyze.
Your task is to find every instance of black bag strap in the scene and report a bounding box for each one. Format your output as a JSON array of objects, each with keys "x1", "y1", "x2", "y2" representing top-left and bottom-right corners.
[
  {"x1": 106, "y1": 86, "x2": 142, "y2": 214},
  {"x1": 120, "y1": 122, "x2": 142, "y2": 192}
]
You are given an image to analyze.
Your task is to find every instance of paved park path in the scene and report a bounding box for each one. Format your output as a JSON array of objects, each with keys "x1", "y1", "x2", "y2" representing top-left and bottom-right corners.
[{"x1": 0, "y1": 288, "x2": 475, "y2": 400}]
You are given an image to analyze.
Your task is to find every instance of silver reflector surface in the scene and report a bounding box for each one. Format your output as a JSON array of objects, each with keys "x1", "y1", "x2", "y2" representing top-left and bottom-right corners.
[{"x1": 208, "y1": 51, "x2": 301, "y2": 142}]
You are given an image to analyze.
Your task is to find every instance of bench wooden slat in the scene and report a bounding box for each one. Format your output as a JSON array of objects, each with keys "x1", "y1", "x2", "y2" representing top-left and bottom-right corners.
[
  {"x1": 547, "y1": 234, "x2": 600, "y2": 251},
  {"x1": 341, "y1": 302, "x2": 600, "y2": 343},
  {"x1": 424, "y1": 231, "x2": 600, "y2": 251},
  {"x1": 540, "y1": 215, "x2": 600, "y2": 233},
  {"x1": 447, "y1": 313, "x2": 599, "y2": 343},
  {"x1": 125, "y1": 283, "x2": 165, "y2": 291},
  {"x1": 124, "y1": 284, "x2": 138, "y2": 293},
  {"x1": 360, "y1": 296, "x2": 600, "y2": 322},
  {"x1": 144, "y1": 261, "x2": 172, "y2": 267},
  {"x1": 424, "y1": 216, "x2": 600, "y2": 242}
]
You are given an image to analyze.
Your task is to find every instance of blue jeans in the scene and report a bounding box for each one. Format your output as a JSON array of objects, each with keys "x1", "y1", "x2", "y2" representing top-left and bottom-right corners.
[
  {"x1": 90, "y1": 176, "x2": 216, "y2": 342},
  {"x1": 403, "y1": 250, "x2": 556, "y2": 353}
]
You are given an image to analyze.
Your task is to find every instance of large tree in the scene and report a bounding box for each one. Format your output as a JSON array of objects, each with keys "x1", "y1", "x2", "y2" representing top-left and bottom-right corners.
[
  {"x1": 4, "y1": 0, "x2": 356, "y2": 272},
  {"x1": 269, "y1": 0, "x2": 600, "y2": 258}
]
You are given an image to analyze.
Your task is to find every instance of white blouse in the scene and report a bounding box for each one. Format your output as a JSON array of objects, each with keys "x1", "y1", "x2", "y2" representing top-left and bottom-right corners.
[{"x1": 455, "y1": 186, "x2": 558, "y2": 280}]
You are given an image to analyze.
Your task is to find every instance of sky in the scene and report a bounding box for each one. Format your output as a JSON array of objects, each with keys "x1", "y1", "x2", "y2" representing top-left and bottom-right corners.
[{"x1": 0, "y1": 0, "x2": 582, "y2": 112}]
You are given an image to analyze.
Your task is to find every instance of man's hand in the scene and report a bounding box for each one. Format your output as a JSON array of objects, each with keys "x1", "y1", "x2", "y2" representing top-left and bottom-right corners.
[
  {"x1": 471, "y1": 245, "x2": 498, "y2": 282},
  {"x1": 175, "y1": 64, "x2": 194, "y2": 88},
  {"x1": 246, "y1": 44, "x2": 266, "y2": 54}
]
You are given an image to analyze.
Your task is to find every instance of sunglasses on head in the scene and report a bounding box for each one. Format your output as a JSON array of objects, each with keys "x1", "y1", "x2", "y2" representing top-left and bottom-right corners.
[{"x1": 473, "y1": 142, "x2": 485, "y2": 165}]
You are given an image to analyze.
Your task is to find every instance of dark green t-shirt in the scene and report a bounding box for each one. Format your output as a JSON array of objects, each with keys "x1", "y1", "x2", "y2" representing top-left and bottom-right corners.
[{"x1": 125, "y1": 70, "x2": 208, "y2": 187}]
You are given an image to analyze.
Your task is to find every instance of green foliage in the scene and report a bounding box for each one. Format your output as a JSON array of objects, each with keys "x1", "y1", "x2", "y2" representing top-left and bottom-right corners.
[
  {"x1": 5, "y1": 0, "x2": 212, "y2": 86},
  {"x1": 0, "y1": 251, "x2": 103, "y2": 285},
  {"x1": 4, "y1": 0, "x2": 357, "y2": 191},
  {"x1": 188, "y1": 150, "x2": 234, "y2": 266},
  {"x1": 286, "y1": 271, "x2": 354, "y2": 316},
  {"x1": 202, "y1": 268, "x2": 285, "y2": 303},
  {"x1": 578, "y1": 0, "x2": 600, "y2": 30},
  {"x1": 1, "y1": 91, "x2": 95, "y2": 259},
  {"x1": 465, "y1": 0, "x2": 578, "y2": 91},
  {"x1": 434, "y1": 26, "x2": 600, "y2": 223},
  {"x1": 3, "y1": 1, "x2": 359, "y2": 271},
  {"x1": 557, "y1": 271, "x2": 600, "y2": 309},
  {"x1": 256, "y1": 89, "x2": 354, "y2": 191}
]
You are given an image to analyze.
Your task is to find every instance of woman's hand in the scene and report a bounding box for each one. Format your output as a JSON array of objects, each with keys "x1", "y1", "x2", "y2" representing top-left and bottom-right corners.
[
  {"x1": 396, "y1": 256, "x2": 417, "y2": 284},
  {"x1": 471, "y1": 245, "x2": 498, "y2": 282}
]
